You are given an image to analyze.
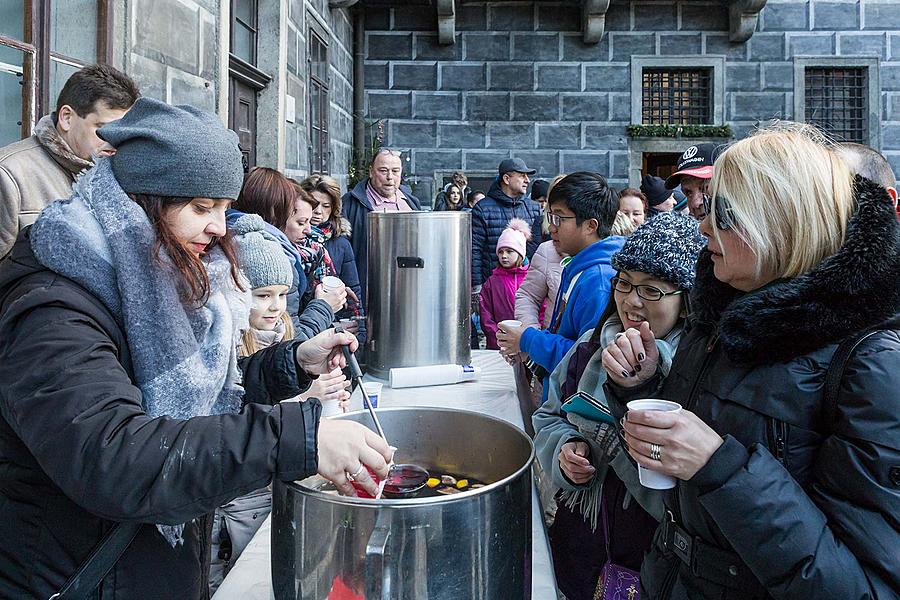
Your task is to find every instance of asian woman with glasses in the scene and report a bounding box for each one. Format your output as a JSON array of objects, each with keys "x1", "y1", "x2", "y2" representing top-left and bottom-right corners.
[{"x1": 532, "y1": 212, "x2": 706, "y2": 600}]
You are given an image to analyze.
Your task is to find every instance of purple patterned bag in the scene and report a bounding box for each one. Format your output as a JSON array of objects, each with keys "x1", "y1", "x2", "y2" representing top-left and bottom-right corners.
[
  {"x1": 593, "y1": 499, "x2": 641, "y2": 600},
  {"x1": 594, "y1": 562, "x2": 640, "y2": 600}
]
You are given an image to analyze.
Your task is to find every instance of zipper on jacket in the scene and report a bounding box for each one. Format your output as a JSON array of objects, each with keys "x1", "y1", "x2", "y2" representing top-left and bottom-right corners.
[
  {"x1": 768, "y1": 417, "x2": 789, "y2": 468},
  {"x1": 663, "y1": 325, "x2": 718, "y2": 600}
]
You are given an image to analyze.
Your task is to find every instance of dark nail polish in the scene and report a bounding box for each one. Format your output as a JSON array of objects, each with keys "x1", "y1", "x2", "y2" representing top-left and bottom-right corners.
[
  {"x1": 630, "y1": 371, "x2": 636, "y2": 377},
  {"x1": 638, "y1": 352, "x2": 645, "y2": 361},
  {"x1": 635, "y1": 363, "x2": 642, "y2": 372},
  {"x1": 621, "y1": 370, "x2": 629, "y2": 378}
]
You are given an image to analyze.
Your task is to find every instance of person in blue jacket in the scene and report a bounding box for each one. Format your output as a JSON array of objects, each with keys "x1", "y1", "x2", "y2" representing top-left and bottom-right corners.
[{"x1": 498, "y1": 172, "x2": 623, "y2": 401}]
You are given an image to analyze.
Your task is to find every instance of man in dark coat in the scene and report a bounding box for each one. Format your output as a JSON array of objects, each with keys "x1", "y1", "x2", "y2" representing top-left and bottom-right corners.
[
  {"x1": 471, "y1": 158, "x2": 543, "y2": 290},
  {"x1": 342, "y1": 148, "x2": 422, "y2": 302}
]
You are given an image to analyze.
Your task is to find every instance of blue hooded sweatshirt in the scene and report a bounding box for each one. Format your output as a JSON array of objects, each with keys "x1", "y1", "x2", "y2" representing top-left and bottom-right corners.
[{"x1": 520, "y1": 235, "x2": 624, "y2": 398}]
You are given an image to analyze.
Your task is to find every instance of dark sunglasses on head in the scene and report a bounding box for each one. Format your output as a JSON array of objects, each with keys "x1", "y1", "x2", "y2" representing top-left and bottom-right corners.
[{"x1": 702, "y1": 194, "x2": 735, "y2": 231}]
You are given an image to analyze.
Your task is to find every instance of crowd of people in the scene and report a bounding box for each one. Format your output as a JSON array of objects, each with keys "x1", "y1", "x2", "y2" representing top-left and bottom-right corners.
[{"x1": 0, "y1": 63, "x2": 898, "y2": 600}]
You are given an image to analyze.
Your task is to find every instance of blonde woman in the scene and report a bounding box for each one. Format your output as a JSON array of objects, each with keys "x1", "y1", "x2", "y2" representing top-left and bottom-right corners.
[{"x1": 602, "y1": 123, "x2": 900, "y2": 598}]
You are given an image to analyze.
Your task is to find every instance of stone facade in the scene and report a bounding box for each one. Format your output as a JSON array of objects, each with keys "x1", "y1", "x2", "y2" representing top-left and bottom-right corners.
[
  {"x1": 363, "y1": 0, "x2": 899, "y2": 203},
  {"x1": 281, "y1": 1, "x2": 355, "y2": 189},
  {"x1": 117, "y1": 0, "x2": 222, "y2": 114},
  {"x1": 113, "y1": 0, "x2": 353, "y2": 188}
]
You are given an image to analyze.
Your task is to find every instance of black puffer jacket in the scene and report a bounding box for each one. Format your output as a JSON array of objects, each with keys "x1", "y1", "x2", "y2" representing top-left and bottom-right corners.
[
  {"x1": 0, "y1": 232, "x2": 322, "y2": 599},
  {"x1": 471, "y1": 179, "x2": 542, "y2": 287},
  {"x1": 606, "y1": 177, "x2": 900, "y2": 599}
]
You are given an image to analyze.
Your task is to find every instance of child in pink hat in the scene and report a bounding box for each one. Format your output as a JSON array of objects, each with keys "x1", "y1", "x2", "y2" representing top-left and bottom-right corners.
[{"x1": 479, "y1": 218, "x2": 532, "y2": 350}]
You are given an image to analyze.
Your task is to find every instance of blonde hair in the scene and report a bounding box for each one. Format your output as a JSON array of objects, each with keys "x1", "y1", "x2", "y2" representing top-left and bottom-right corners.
[
  {"x1": 239, "y1": 313, "x2": 295, "y2": 358},
  {"x1": 610, "y1": 210, "x2": 637, "y2": 236},
  {"x1": 709, "y1": 122, "x2": 855, "y2": 279}
]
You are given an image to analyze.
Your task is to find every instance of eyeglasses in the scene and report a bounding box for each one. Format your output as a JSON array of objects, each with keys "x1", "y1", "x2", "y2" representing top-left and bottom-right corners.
[
  {"x1": 702, "y1": 194, "x2": 736, "y2": 231},
  {"x1": 611, "y1": 276, "x2": 683, "y2": 302},
  {"x1": 547, "y1": 212, "x2": 577, "y2": 227}
]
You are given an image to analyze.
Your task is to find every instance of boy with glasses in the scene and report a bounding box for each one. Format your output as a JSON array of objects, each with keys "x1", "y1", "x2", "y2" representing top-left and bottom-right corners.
[{"x1": 497, "y1": 172, "x2": 623, "y2": 402}]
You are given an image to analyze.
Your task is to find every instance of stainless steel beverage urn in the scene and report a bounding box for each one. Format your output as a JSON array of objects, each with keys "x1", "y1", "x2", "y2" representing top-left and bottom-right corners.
[{"x1": 366, "y1": 212, "x2": 471, "y2": 378}]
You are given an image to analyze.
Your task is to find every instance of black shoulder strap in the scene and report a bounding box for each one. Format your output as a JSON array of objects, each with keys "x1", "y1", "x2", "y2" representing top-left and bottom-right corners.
[
  {"x1": 822, "y1": 329, "x2": 881, "y2": 432},
  {"x1": 50, "y1": 522, "x2": 142, "y2": 600}
]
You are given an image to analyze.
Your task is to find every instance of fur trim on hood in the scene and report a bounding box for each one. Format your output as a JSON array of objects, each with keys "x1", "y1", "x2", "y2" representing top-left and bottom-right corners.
[
  {"x1": 337, "y1": 216, "x2": 352, "y2": 237},
  {"x1": 689, "y1": 176, "x2": 900, "y2": 366}
]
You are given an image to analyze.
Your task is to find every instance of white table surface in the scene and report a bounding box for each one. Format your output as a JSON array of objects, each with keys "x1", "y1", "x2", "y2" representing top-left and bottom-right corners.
[{"x1": 213, "y1": 350, "x2": 557, "y2": 599}]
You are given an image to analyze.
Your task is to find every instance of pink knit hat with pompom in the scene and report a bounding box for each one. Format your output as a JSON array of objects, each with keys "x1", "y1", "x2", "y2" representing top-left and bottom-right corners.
[{"x1": 496, "y1": 218, "x2": 532, "y2": 259}]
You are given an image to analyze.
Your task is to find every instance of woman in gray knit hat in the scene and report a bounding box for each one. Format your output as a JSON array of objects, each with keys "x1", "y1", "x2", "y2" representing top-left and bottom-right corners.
[
  {"x1": 0, "y1": 98, "x2": 391, "y2": 600},
  {"x1": 532, "y1": 211, "x2": 705, "y2": 600}
]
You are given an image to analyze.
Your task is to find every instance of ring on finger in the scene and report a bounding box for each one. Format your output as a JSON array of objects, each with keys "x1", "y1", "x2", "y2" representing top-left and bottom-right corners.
[
  {"x1": 650, "y1": 443, "x2": 662, "y2": 462},
  {"x1": 347, "y1": 464, "x2": 365, "y2": 481}
]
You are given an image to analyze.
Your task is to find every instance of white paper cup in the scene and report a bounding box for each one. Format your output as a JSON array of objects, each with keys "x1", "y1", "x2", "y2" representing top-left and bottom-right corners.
[
  {"x1": 362, "y1": 382, "x2": 382, "y2": 409},
  {"x1": 320, "y1": 398, "x2": 342, "y2": 418},
  {"x1": 498, "y1": 319, "x2": 522, "y2": 331},
  {"x1": 321, "y1": 275, "x2": 344, "y2": 292},
  {"x1": 626, "y1": 399, "x2": 683, "y2": 490}
]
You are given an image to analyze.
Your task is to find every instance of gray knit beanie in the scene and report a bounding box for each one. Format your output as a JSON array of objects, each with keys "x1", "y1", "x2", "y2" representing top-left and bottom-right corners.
[
  {"x1": 611, "y1": 211, "x2": 706, "y2": 290},
  {"x1": 97, "y1": 97, "x2": 244, "y2": 199},
  {"x1": 232, "y1": 214, "x2": 294, "y2": 289}
]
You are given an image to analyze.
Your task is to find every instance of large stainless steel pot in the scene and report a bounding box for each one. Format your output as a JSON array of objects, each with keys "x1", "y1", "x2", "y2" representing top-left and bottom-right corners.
[
  {"x1": 271, "y1": 407, "x2": 534, "y2": 600},
  {"x1": 366, "y1": 212, "x2": 471, "y2": 378}
]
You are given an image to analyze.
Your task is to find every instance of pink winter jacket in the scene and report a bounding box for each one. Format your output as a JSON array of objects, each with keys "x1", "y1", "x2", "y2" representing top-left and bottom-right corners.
[
  {"x1": 479, "y1": 264, "x2": 529, "y2": 350},
  {"x1": 514, "y1": 240, "x2": 564, "y2": 329}
]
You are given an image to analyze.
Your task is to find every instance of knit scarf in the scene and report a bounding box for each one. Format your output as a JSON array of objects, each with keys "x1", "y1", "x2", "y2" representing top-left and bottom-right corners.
[
  {"x1": 29, "y1": 159, "x2": 251, "y2": 546},
  {"x1": 297, "y1": 226, "x2": 336, "y2": 285},
  {"x1": 297, "y1": 225, "x2": 362, "y2": 319},
  {"x1": 558, "y1": 314, "x2": 681, "y2": 532}
]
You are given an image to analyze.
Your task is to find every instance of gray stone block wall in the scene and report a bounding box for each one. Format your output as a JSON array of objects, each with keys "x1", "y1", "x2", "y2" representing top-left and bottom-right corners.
[
  {"x1": 284, "y1": 3, "x2": 354, "y2": 189},
  {"x1": 364, "y1": 0, "x2": 900, "y2": 193},
  {"x1": 125, "y1": 0, "x2": 221, "y2": 112}
]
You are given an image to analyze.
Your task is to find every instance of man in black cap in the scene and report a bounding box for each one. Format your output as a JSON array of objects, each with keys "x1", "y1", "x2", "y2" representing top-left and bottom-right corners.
[
  {"x1": 640, "y1": 174, "x2": 676, "y2": 218},
  {"x1": 470, "y1": 158, "x2": 543, "y2": 290},
  {"x1": 665, "y1": 143, "x2": 722, "y2": 221}
]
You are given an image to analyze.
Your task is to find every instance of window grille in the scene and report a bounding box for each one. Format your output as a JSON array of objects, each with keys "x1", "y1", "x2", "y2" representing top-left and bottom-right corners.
[
  {"x1": 641, "y1": 68, "x2": 712, "y2": 125},
  {"x1": 804, "y1": 67, "x2": 867, "y2": 143},
  {"x1": 309, "y1": 29, "x2": 329, "y2": 174}
]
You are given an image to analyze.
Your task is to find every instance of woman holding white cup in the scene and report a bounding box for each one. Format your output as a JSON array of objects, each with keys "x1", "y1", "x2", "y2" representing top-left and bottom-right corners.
[{"x1": 602, "y1": 124, "x2": 900, "y2": 598}]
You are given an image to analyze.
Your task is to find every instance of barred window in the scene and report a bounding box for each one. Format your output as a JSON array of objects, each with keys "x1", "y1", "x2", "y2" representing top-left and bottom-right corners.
[
  {"x1": 641, "y1": 68, "x2": 712, "y2": 125},
  {"x1": 804, "y1": 67, "x2": 867, "y2": 144},
  {"x1": 309, "y1": 28, "x2": 329, "y2": 174}
]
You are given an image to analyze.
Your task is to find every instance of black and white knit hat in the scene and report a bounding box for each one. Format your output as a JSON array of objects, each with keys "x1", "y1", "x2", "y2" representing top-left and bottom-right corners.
[
  {"x1": 232, "y1": 214, "x2": 294, "y2": 289},
  {"x1": 611, "y1": 211, "x2": 706, "y2": 290}
]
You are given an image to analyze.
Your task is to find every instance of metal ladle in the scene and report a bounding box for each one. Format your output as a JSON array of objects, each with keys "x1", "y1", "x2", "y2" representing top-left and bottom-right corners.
[{"x1": 335, "y1": 326, "x2": 428, "y2": 497}]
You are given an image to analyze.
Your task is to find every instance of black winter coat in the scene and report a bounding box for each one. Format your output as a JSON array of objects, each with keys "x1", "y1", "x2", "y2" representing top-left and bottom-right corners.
[
  {"x1": 0, "y1": 232, "x2": 322, "y2": 599},
  {"x1": 606, "y1": 178, "x2": 900, "y2": 599},
  {"x1": 341, "y1": 179, "x2": 422, "y2": 302},
  {"x1": 324, "y1": 219, "x2": 367, "y2": 344},
  {"x1": 471, "y1": 179, "x2": 542, "y2": 287}
]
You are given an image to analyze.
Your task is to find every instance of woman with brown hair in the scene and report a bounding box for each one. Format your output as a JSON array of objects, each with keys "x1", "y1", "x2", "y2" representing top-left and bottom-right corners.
[
  {"x1": 299, "y1": 174, "x2": 364, "y2": 326},
  {"x1": 0, "y1": 98, "x2": 391, "y2": 599},
  {"x1": 230, "y1": 167, "x2": 347, "y2": 339}
]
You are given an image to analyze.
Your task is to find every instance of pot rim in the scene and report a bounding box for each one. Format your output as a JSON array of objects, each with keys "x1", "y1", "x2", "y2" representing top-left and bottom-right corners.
[{"x1": 286, "y1": 406, "x2": 535, "y2": 507}]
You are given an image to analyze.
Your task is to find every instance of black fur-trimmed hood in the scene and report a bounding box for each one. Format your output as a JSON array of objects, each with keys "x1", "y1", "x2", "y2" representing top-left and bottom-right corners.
[{"x1": 690, "y1": 176, "x2": 900, "y2": 366}]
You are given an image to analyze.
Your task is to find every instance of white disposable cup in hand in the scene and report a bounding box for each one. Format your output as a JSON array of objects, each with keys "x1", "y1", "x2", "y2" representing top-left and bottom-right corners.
[
  {"x1": 361, "y1": 382, "x2": 382, "y2": 409},
  {"x1": 320, "y1": 398, "x2": 342, "y2": 418},
  {"x1": 498, "y1": 319, "x2": 522, "y2": 332},
  {"x1": 626, "y1": 399, "x2": 683, "y2": 490},
  {"x1": 321, "y1": 275, "x2": 344, "y2": 292}
]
